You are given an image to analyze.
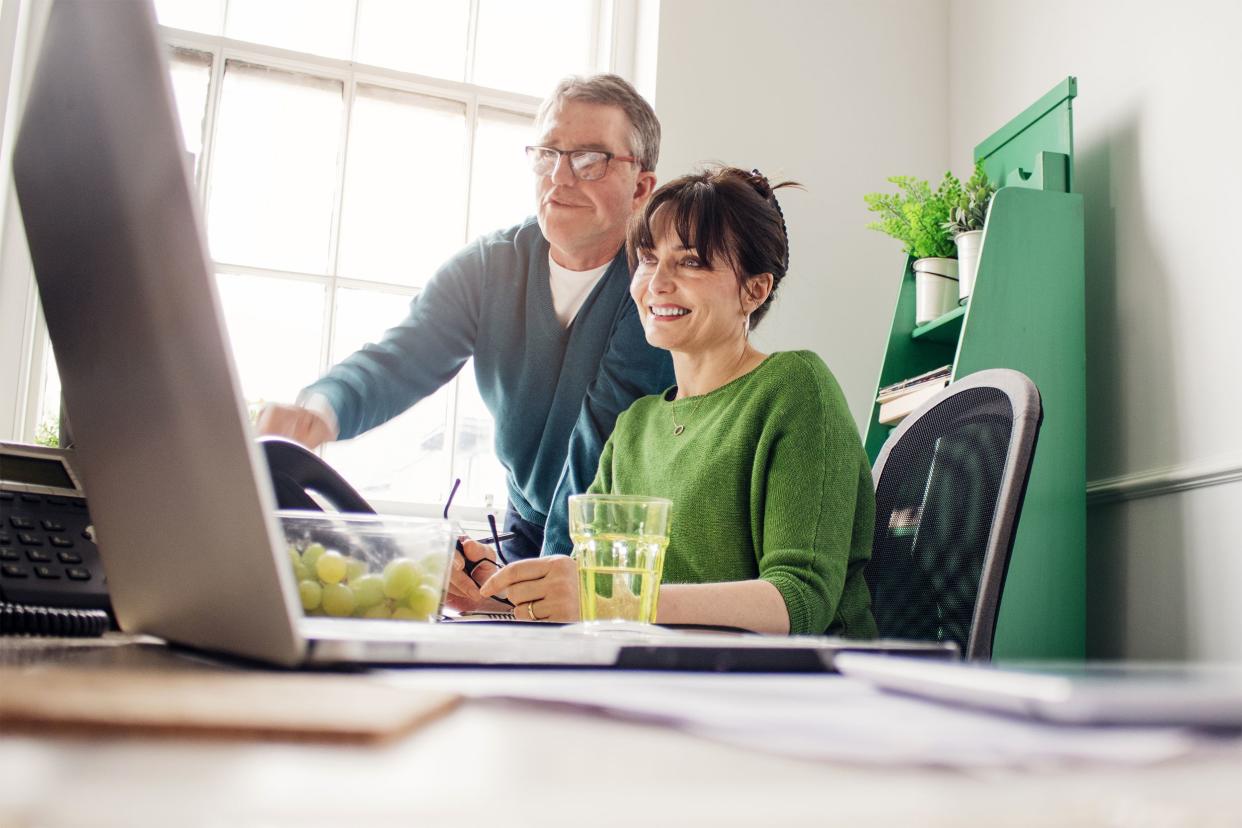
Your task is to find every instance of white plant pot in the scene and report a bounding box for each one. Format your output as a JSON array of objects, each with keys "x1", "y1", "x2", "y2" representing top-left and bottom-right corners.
[
  {"x1": 954, "y1": 230, "x2": 983, "y2": 303},
  {"x1": 912, "y1": 257, "x2": 959, "y2": 325}
]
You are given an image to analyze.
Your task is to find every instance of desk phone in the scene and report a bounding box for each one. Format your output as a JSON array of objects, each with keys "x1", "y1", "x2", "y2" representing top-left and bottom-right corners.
[{"x1": 0, "y1": 442, "x2": 111, "y2": 633}]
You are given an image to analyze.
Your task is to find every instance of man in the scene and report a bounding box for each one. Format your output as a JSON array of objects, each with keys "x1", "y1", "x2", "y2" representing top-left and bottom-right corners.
[{"x1": 258, "y1": 74, "x2": 673, "y2": 594}]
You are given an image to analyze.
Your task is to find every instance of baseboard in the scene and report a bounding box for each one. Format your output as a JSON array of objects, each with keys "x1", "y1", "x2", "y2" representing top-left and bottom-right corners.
[{"x1": 1087, "y1": 456, "x2": 1242, "y2": 506}]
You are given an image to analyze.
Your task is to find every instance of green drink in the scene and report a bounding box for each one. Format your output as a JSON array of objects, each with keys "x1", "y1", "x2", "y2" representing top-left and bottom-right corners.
[{"x1": 569, "y1": 495, "x2": 671, "y2": 625}]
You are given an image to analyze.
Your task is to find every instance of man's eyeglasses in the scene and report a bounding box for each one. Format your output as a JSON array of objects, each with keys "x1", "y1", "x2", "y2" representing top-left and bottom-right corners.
[
  {"x1": 525, "y1": 145, "x2": 639, "y2": 181},
  {"x1": 444, "y1": 478, "x2": 513, "y2": 607}
]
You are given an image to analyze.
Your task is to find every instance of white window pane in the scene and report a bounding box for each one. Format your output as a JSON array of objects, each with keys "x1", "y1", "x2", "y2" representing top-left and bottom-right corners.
[
  {"x1": 337, "y1": 86, "x2": 467, "y2": 286},
  {"x1": 354, "y1": 0, "x2": 469, "y2": 81},
  {"x1": 155, "y1": 0, "x2": 225, "y2": 34},
  {"x1": 214, "y1": 273, "x2": 325, "y2": 415},
  {"x1": 167, "y1": 48, "x2": 212, "y2": 175},
  {"x1": 225, "y1": 0, "x2": 355, "y2": 60},
  {"x1": 208, "y1": 62, "x2": 343, "y2": 274},
  {"x1": 323, "y1": 287, "x2": 453, "y2": 505},
  {"x1": 468, "y1": 107, "x2": 536, "y2": 240},
  {"x1": 452, "y1": 369, "x2": 506, "y2": 509},
  {"x1": 35, "y1": 344, "x2": 61, "y2": 447},
  {"x1": 473, "y1": 0, "x2": 594, "y2": 97}
]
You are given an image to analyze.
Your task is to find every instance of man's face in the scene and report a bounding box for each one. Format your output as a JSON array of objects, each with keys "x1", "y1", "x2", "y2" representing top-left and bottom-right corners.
[{"x1": 534, "y1": 100, "x2": 655, "y2": 270}]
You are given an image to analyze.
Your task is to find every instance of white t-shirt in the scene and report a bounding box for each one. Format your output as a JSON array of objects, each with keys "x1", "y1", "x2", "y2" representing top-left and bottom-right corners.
[{"x1": 548, "y1": 253, "x2": 610, "y2": 328}]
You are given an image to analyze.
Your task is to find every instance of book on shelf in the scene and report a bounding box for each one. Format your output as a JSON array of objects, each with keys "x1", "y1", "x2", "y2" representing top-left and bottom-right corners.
[
  {"x1": 877, "y1": 378, "x2": 950, "y2": 425},
  {"x1": 875, "y1": 364, "x2": 952, "y2": 404}
]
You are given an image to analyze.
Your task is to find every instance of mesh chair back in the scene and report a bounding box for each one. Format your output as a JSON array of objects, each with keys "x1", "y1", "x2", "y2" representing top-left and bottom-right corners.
[{"x1": 867, "y1": 369, "x2": 1041, "y2": 660}]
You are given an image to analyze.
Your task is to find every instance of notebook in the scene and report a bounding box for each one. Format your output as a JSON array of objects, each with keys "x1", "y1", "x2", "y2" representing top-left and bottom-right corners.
[{"x1": 835, "y1": 653, "x2": 1242, "y2": 726}]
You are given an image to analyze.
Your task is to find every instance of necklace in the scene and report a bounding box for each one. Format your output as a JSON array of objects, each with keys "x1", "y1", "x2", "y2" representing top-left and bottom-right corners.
[{"x1": 669, "y1": 395, "x2": 702, "y2": 437}]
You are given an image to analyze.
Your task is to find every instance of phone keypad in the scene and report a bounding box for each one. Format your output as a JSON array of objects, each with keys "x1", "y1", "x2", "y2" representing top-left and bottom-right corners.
[{"x1": 0, "y1": 485, "x2": 109, "y2": 611}]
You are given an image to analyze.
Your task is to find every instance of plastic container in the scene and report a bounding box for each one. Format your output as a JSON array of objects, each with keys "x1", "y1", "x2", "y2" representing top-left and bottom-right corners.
[{"x1": 278, "y1": 510, "x2": 453, "y2": 622}]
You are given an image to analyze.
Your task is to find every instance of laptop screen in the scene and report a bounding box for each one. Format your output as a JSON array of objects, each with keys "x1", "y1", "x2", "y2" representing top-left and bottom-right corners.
[{"x1": 13, "y1": 0, "x2": 305, "y2": 665}]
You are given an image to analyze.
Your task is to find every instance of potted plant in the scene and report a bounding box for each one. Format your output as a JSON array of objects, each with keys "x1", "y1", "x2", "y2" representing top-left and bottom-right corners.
[
  {"x1": 865, "y1": 171, "x2": 962, "y2": 324},
  {"x1": 943, "y1": 160, "x2": 996, "y2": 302}
]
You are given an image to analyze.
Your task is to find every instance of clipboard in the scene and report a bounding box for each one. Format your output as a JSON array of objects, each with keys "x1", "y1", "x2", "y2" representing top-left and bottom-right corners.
[{"x1": 0, "y1": 667, "x2": 460, "y2": 744}]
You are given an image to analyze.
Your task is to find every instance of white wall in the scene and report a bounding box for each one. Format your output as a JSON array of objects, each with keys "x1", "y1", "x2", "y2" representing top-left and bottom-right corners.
[
  {"x1": 656, "y1": 0, "x2": 1242, "y2": 659},
  {"x1": 949, "y1": 0, "x2": 1242, "y2": 659},
  {"x1": 654, "y1": 0, "x2": 950, "y2": 428}
]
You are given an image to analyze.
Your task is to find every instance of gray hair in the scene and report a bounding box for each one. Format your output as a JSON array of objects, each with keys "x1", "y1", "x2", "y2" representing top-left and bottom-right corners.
[{"x1": 535, "y1": 74, "x2": 661, "y2": 172}]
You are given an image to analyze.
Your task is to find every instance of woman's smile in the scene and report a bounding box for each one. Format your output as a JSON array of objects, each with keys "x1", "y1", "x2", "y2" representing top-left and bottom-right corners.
[{"x1": 649, "y1": 303, "x2": 691, "y2": 320}]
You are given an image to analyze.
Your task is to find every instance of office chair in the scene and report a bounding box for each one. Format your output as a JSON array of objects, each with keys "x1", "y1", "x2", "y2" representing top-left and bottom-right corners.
[{"x1": 867, "y1": 369, "x2": 1042, "y2": 661}]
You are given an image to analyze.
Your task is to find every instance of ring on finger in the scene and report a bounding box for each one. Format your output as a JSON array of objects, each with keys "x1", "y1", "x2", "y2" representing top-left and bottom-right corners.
[{"x1": 526, "y1": 601, "x2": 537, "y2": 621}]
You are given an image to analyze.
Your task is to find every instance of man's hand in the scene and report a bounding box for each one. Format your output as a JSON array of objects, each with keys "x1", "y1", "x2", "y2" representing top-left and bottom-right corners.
[
  {"x1": 444, "y1": 537, "x2": 510, "y2": 613},
  {"x1": 479, "y1": 555, "x2": 579, "y2": 622},
  {"x1": 256, "y1": 403, "x2": 335, "y2": 450}
]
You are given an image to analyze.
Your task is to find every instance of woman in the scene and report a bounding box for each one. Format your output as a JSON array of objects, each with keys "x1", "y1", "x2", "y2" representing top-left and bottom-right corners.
[{"x1": 466, "y1": 165, "x2": 876, "y2": 636}]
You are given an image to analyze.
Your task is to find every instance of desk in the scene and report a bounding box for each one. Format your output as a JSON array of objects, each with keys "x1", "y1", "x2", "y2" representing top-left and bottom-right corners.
[{"x1": 2, "y1": 636, "x2": 1242, "y2": 826}]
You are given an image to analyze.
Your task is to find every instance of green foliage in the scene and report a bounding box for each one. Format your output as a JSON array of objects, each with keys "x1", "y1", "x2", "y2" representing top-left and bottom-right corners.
[
  {"x1": 943, "y1": 160, "x2": 996, "y2": 237},
  {"x1": 864, "y1": 171, "x2": 961, "y2": 260},
  {"x1": 34, "y1": 415, "x2": 60, "y2": 448}
]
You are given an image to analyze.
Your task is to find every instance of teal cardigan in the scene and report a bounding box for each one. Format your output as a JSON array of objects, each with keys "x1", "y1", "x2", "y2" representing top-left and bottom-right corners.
[{"x1": 306, "y1": 217, "x2": 674, "y2": 556}]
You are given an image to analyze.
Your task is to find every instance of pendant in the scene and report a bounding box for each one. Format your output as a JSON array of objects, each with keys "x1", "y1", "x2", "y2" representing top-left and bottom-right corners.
[{"x1": 673, "y1": 424, "x2": 685, "y2": 436}]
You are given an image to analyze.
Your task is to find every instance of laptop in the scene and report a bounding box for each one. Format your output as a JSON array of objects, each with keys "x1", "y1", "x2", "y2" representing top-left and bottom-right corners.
[
  {"x1": 835, "y1": 653, "x2": 1242, "y2": 726},
  {"x1": 12, "y1": 0, "x2": 955, "y2": 671}
]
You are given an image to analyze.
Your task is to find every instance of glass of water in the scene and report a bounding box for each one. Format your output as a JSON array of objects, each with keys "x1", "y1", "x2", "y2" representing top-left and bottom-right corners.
[{"x1": 568, "y1": 494, "x2": 672, "y2": 625}]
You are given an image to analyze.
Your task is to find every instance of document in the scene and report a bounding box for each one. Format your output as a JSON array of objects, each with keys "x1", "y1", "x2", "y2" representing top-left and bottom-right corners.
[{"x1": 379, "y1": 670, "x2": 1227, "y2": 768}]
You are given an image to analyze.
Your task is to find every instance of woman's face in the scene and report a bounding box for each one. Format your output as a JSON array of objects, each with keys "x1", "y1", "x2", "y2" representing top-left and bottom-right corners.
[{"x1": 630, "y1": 223, "x2": 757, "y2": 356}]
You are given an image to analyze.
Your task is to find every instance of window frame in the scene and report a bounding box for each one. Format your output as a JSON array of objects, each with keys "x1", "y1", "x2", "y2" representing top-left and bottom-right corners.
[{"x1": 5, "y1": 0, "x2": 649, "y2": 525}]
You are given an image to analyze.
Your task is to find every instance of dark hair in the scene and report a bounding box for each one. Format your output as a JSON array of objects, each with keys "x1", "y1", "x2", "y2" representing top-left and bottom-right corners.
[{"x1": 626, "y1": 165, "x2": 799, "y2": 329}]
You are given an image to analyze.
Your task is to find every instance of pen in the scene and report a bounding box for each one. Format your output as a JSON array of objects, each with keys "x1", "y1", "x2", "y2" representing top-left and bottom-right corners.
[{"x1": 487, "y1": 513, "x2": 503, "y2": 558}]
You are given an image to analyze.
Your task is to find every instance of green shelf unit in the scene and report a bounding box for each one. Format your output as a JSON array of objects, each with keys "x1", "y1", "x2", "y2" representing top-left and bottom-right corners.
[{"x1": 864, "y1": 77, "x2": 1085, "y2": 660}]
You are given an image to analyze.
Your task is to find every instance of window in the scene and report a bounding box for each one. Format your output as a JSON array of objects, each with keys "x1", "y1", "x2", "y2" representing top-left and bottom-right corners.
[{"x1": 25, "y1": 0, "x2": 630, "y2": 517}]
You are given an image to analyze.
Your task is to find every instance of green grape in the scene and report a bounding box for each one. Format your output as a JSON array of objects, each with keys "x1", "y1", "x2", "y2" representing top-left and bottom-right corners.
[
  {"x1": 301, "y1": 542, "x2": 327, "y2": 573},
  {"x1": 316, "y1": 551, "x2": 348, "y2": 585},
  {"x1": 287, "y1": 548, "x2": 310, "y2": 582},
  {"x1": 298, "y1": 580, "x2": 322, "y2": 612},
  {"x1": 351, "y1": 574, "x2": 385, "y2": 609},
  {"x1": 362, "y1": 605, "x2": 391, "y2": 619},
  {"x1": 321, "y1": 583, "x2": 356, "y2": 617},
  {"x1": 345, "y1": 558, "x2": 368, "y2": 582},
  {"x1": 382, "y1": 559, "x2": 419, "y2": 600},
  {"x1": 391, "y1": 607, "x2": 419, "y2": 620},
  {"x1": 406, "y1": 583, "x2": 441, "y2": 619}
]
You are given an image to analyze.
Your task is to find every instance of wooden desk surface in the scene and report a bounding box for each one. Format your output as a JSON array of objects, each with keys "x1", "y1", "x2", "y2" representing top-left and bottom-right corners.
[{"x1": 2, "y1": 636, "x2": 1241, "y2": 826}]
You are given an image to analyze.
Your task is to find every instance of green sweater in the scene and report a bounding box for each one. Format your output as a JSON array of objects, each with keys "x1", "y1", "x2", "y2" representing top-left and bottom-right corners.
[{"x1": 589, "y1": 351, "x2": 877, "y2": 637}]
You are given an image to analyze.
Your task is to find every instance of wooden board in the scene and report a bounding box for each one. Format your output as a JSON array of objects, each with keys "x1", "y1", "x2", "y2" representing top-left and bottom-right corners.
[{"x1": 0, "y1": 667, "x2": 459, "y2": 744}]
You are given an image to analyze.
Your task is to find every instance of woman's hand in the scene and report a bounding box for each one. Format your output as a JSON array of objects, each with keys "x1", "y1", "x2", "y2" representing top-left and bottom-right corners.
[
  {"x1": 479, "y1": 555, "x2": 580, "y2": 622},
  {"x1": 444, "y1": 537, "x2": 509, "y2": 613}
]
